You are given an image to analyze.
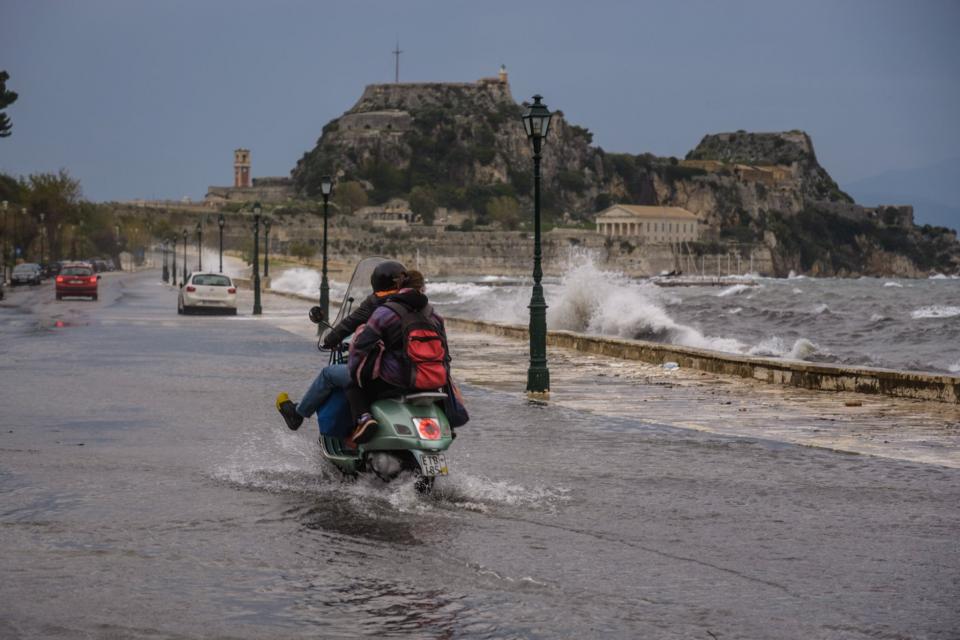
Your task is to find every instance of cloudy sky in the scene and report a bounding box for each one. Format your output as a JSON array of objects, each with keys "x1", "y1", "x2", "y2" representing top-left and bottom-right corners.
[{"x1": 1, "y1": 0, "x2": 958, "y2": 210}]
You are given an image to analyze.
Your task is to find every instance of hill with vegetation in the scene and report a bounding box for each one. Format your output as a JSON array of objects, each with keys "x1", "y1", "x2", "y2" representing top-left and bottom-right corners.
[{"x1": 290, "y1": 78, "x2": 959, "y2": 277}]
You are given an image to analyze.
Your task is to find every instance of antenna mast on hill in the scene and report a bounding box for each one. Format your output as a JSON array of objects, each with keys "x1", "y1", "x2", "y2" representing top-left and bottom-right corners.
[{"x1": 393, "y1": 39, "x2": 402, "y2": 83}]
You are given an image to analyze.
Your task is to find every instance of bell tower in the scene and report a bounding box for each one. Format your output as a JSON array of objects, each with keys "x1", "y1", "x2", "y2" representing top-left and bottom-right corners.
[
  {"x1": 234, "y1": 148, "x2": 251, "y2": 188},
  {"x1": 498, "y1": 64, "x2": 508, "y2": 84}
]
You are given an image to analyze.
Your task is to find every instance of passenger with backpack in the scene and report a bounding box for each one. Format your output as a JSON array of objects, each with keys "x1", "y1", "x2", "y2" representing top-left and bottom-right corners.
[
  {"x1": 346, "y1": 269, "x2": 450, "y2": 443},
  {"x1": 274, "y1": 261, "x2": 408, "y2": 432}
]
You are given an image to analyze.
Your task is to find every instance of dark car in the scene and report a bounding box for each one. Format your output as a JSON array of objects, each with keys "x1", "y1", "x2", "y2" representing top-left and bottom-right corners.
[
  {"x1": 56, "y1": 263, "x2": 100, "y2": 300},
  {"x1": 11, "y1": 263, "x2": 43, "y2": 286}
]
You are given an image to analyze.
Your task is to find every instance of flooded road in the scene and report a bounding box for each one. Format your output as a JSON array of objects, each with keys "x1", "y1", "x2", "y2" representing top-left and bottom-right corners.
[{"x1": 1, "y1": 272, "x2": 958, "y2": 639}]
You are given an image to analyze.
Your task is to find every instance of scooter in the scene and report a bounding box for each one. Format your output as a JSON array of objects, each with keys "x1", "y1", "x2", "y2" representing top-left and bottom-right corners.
[{"x1": 309, "y1": 257, "x2": 455, "y2": 493}]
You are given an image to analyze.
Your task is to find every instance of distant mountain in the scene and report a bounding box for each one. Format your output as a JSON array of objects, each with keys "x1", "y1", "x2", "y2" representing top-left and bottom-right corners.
[{"x1": 843, "y1": 158, "x2": 960, "y2": 232}]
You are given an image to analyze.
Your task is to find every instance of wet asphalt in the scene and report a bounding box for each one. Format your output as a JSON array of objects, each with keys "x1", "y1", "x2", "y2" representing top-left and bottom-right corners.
[{"x1": 0, "y1": 271, "x2": 958, "y2": 639}]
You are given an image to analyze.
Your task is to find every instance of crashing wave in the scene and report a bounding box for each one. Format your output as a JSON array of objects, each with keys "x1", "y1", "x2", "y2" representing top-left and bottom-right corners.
[{"x1": 911, "y1": 305, "x2": 960, "y2": 319}]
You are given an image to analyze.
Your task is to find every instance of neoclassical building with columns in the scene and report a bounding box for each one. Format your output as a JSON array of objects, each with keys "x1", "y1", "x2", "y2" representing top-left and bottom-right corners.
[{"x1": 595, "y1": 205, "x2": 701, "y2": 243}]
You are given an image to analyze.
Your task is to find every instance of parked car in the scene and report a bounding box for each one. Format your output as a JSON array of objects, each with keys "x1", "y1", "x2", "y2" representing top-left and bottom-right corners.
[
  {"x1": 56, "y1": 263, "x2": 100, "y2": 300},
  {"x1": 43, "y1": 262, "x2": 62, "y2": 278},
  {"x1": 178, "y1": 272, "x2": 237, "y2": 315},
  {"x1": 11, "y1": 263, "x2": 43, "y2": 286}
]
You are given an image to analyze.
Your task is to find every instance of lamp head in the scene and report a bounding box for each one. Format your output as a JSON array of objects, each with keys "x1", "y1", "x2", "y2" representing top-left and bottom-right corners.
[
  {"x1": 320, "y1": 175, "x2": 333, "y2": 198},
  {"x1": 521, "y1": 94, "x2": 552, "y2": 143},
  {"x1": 218, "y1": 213, "x2": 225, "y2": 228}
]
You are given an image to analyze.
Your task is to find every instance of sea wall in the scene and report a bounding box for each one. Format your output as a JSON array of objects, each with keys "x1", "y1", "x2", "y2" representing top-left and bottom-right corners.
[
  {"x1": 255, "y1": 280, "x2": 960, "y2": 404},
  {"x1": 444, "y1": 317, "x2": 960, "y2": 404}
]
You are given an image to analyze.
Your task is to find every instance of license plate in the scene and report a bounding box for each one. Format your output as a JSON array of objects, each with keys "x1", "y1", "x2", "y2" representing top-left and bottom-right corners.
[
  {"x1": 420, "y1": 453, "x2": 448, "y2": 477},
  {"x1": 71, "y1": 280, "x2": 84, "y2": 284}
]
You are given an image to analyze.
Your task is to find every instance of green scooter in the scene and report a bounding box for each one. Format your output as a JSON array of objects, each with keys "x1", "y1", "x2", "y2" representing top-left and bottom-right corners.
[{"x1": 310, "y1": 257, "x2": 455, "y2": 493}]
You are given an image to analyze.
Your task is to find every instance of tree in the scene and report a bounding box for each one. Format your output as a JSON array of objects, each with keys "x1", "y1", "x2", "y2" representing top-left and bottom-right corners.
[
  {"x1": 333, "y1": 181, "x2": 368, "y2": 215},
  {"x1": 487, "y1": 196, "x2": 522, "y2": 230},
  {"x1": 27, "y1": 170, "x2": 83, "y2": 261},
  {"x1": 408, "y1": 186, "x2": 438, "y2": 225},
  {"x1": 0, "y1": 71, "x2": 18, "y2": 138},
  {"x1": 289, "y1": 240, "x2": 314, "y2": 262}
]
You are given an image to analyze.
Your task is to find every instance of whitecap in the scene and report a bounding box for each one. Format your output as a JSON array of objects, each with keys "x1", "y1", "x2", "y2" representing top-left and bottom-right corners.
[
  {"x1": 929, "y1": 273, "x2": 948, "y2": 280},
  {"x1": 716, "y1": 284, "x2": 751, "y2": 297},
  {"x1": 911, "y1": 305, "x2": 960, "y2": 319},
  {"x1": 792, "y1": 288, "x2": 803, "y2": 294},
  {"x1": 270, "y1": 267, "x2": 347, "y2": 301},
  {"x1": 423, "y1": 281, "x2": 492, "y2": 304},
  {"x1": 748, "y1": 336, "x2": 819, "y2": 360},
  {"x1": 950, "y1": 362, "x2": 960, "y2": 374},
  {"x1": 883, "y1": 281, "x2": 903, "y2": 288},
  {"x1": 728, "y1": 307, "x2": 743, "y2": 315},
  {"x1": 812, "y1": 303, "x2": 830, "y2": 315}
]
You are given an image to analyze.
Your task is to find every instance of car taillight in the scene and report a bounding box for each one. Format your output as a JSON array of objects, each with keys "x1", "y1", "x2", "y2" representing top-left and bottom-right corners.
[
  {"x1": 186, "y1": 285, "x2": 196, "y2": 292},
  {"x1": 56, "y1": 276, "x2": 64, "y2": 283},
  {"x1": 227, "y1": 287, "x2": 236, "y2": 294},
  {"x1": 89, "y1": 276, "x2": 97, "y2": 284},
  {"x1": 414, "y1": 418, "x2": 441, "y2": 440}
]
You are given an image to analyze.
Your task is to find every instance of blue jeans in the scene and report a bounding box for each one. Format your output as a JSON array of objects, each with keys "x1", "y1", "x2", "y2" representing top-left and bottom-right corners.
[{"x1": 297, "y1": 364, "x2": 350, "y2": 418}]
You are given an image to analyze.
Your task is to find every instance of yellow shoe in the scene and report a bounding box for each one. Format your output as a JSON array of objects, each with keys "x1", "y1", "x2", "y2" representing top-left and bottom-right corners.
[{"x1": 275, "y1": 392, "x2": 303, "y2": 431}]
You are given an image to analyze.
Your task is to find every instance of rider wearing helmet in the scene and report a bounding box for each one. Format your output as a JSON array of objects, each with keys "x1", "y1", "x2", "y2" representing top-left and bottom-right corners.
[{"x1": 275, "y1": 260, "x2": 406, "y2": 432}]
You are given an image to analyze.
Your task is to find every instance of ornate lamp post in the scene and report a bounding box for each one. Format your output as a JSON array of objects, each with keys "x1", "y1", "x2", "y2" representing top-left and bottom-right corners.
[
  {"x1": 181, "y1": 228, "x2": 188, "y2": 285},
  {"x1": 263, "y1": 217, "x2": 271, "y2": 279},
  {"x1": 162, "y1": 239, "x2": 170, "y2": 283},
  {"x1": 39, "y1": 212, "x2": 46, "y2": 266},
  {"x1": 1, "y1": 200, "x2": 7, "y2": 282},
  {"x1": 319, "y1": 175, "x2": 333, "y2": 320},
  {"x1": 195, "y1": 221, "x2": 203, "y2": 271},
  {"x1": 218, "y1": 213, "x2": 225, "y2": 273},
  {"x1": 521, "y1": 95, "x2": 553, "y2": 398},
  {"x1": 252, "y1": 202, "x2": 262, "y2": 315}
]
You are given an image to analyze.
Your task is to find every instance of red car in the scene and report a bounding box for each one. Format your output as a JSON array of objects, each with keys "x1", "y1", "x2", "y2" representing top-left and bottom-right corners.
[{"x1": 56, "y1": 263, "x2": 100, "y2": 300}]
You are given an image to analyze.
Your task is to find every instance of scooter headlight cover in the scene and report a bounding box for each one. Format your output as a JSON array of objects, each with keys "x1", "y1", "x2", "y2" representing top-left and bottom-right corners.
[{"x1": 414, "y1": 418, "x2": 441, "y2": 440}]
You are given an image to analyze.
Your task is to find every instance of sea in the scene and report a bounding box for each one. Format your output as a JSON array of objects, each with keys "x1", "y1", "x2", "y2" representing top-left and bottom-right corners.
[{"x1": 268, "y1": 253, "x2": 960, "y2": 375}]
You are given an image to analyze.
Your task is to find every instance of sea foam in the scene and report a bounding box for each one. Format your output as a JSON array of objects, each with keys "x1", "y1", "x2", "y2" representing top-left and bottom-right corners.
[{"x1": 911, "y1": 305, "x2": 960, "y2": 319}]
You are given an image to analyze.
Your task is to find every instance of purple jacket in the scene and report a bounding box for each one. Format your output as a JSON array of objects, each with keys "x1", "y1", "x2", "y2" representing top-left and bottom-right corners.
[{"x1": 348, "y1": 288, "x2": 447, "y2": 388}]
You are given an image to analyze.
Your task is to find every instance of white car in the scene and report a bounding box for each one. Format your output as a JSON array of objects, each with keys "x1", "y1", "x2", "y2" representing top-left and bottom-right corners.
[{"x1": 178, "y1": 272, "x2": 238, "y2": 315}]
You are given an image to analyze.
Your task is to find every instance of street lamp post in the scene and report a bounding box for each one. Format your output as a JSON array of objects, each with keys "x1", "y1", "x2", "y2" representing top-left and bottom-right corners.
[
  {"x1": 16, "y1": 207, "x2": 25, "y2": 265},
  {"x1": 521, "y1": 95, "x2": 553, "y2": 398},
  {"x1": 171, "y1": 235, "x2": 178, "y2": 285},
  {"x1": 196, "y1": 221, "x2": 203, "y2": 271},
  {"x1": 252, "y1": 202, "x2": 262, "y2": 315},
  {"x1": 181, "y1": 229, "x2": 187, "y2": 285},
  {"x1": 319, "y1": 176, "x2": 333, "y2": 321},
  {"x1": 218, "y1": 213, "x2": 225, "y2": 273},
  {"x1": 162, "y1": 240, "x2": 169, "y2": 283},
  {"x1": 1, "y1": 200, "x2": 7, "y2": 283},
  {"x1": 263, "y1": 217, "x2": 271, "y2": 279},
  {"x1": 39, "y1": 212, "x2": 46, "y2": 266}
]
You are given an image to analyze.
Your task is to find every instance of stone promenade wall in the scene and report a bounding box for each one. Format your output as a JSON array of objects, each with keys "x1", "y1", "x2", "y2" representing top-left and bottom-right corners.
[{"x1": 444, "y1": 317, "x2": 960, "y2": 404}]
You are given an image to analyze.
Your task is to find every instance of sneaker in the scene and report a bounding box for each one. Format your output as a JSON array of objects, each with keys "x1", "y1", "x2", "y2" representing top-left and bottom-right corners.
[
  {"x1": 352, "y1": 413, "x2": 378, "y2": 443},
  {"x1": 275, "y1": 392, "x2": 304, "y2": 431}
]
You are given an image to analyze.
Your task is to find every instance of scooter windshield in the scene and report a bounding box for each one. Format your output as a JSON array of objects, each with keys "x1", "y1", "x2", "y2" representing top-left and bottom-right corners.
[{"x1": 329, "y1": 256, "x2": 390, "y2": 328}]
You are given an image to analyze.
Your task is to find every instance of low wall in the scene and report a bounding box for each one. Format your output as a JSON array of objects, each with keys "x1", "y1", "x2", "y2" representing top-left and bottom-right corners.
[
  {"x1": 444, "y1": 317, "x2": 960, "y2": 404},
  {"x1": 254, "y1": 282, "x2": 959, "y2": 404}
]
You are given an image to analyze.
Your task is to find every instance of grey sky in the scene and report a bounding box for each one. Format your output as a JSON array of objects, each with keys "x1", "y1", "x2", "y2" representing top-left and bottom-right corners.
[{"x1": 1, "y1": 0, "x2": 958, "y2": 204}]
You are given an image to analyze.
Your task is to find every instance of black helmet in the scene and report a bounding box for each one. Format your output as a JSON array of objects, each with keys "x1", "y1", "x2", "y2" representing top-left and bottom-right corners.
[{"x1": 370, "y1": 261, "x2": 407, "y2": 292}]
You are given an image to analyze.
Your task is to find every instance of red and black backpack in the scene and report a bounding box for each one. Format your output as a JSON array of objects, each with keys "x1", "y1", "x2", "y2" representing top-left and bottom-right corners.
[{"x1": 384, "y1": 301, "x2": 449, "y2": 390}]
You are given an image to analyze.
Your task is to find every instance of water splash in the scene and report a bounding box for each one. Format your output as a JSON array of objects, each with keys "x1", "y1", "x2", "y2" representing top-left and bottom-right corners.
[{"x1": 545, "y1": 256, "x2": 746, "y2": 352}]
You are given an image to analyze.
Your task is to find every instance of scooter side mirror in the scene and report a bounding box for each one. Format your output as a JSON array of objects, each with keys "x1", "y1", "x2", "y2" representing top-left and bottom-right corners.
[{"x1": 308, "y1": 306, "x2": 325, "y2": 325}]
